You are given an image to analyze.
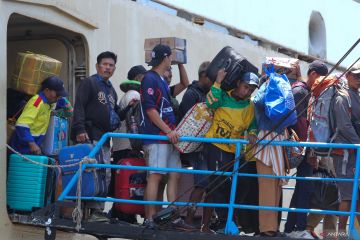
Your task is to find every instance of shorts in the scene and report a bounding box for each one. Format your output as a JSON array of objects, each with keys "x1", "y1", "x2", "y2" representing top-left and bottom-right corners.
[
  {"x1": 181, "y1": 152, "x2": 208, "y2": 188},
  {"x1": 332, "y1": 152, "x2": 356, "y2": 201},
  {"x1": 143, "y1": 144, "x2": 181, "y2": 174}
]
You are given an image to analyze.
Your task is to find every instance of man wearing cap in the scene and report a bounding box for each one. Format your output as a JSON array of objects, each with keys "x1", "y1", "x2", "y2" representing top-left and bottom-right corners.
[
  {"x1": 285, "y1": 60, "x2": 329, "y2": 239},
  {"x1": 202, "y1": 69, "x2": 258, "y2": 233},
  {"x1": 112, "y1": 65, "x2": 146, "y2": 161},
  {"x1": 330, "y1": 61, "x2": 360, "y2": 234},
  {"x1": 9, "y1": 76, "x2": 71, "y2": 155},
  {"x1": 140, "y1": 44, "x2": 182, "y2": 228},
  {"x1": 108, "y1": 65, "x2": 146, "y2": 222}
]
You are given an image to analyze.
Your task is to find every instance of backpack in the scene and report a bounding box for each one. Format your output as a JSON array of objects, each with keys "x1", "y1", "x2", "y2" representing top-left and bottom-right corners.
[
  {"x1": 125, "y1": 101, "x2": 144, "y2": 152},
  {"x1": 308, "y1": 75, "x2": 351, "y2": 156},
  {"x1": 290, "y1": 81, "x2": 309, "y2": 141}
]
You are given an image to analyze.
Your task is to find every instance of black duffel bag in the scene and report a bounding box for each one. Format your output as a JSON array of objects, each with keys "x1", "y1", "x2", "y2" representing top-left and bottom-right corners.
[
  {"x1": 206, "y1": 46, "x2": 258, "y2": 91},
  {"x1": 310, "y1": 168, "x2": 341, "y2": 211}
]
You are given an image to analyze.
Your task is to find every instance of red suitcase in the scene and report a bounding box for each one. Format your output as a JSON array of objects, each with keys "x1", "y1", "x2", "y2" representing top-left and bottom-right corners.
[{"x1": 114, "y1": 158, "x2": 147, "y2": 215}]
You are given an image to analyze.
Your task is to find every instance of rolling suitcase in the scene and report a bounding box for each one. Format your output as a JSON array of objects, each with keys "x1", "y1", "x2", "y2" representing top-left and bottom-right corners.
[
  {"x1": 206, "y1": 46, "x2": 259, "y2": 91},
  {"x1": 7, "y1": 154, "x2": 56, "y2": 212},
  {"x1": 59, "y1": 144, "x2": 107, "y2": 197},
  {"x1": 114, "y1": 158, "x2": 146, "y2": 215}
]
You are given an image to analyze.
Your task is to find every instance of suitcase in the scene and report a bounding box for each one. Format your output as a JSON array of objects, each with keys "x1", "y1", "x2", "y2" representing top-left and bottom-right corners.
[
  {"x1": 114, "y1": 158, "x2": 147, "y2": 215},
  {"x1": 206, "y1": 46, "x2": 258, "y2": 91},
  {"x1": 41, "y1": 115, "x2": 68, "y2": 156},
  {"x1": 59, "y1": 144, "x2": 107, "y2": 197},
  {"x1": 7, "y1": 154, "x2": 56, "y2": 212}
]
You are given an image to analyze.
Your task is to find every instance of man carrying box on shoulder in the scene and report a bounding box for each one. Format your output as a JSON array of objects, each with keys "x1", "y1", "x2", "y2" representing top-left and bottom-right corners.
[
  {"x1": 140, "y1": 44, "x2": 184, "y2": 229},
  {"x1": 9, "y1": 76, "x2": 70, "y2": 155}
]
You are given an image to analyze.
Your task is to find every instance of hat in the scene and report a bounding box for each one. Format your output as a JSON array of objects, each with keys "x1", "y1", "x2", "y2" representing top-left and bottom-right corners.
[
  {"x1": 148, "y1": 44, "x2": 172, "y2": 67},
  {"x1": 241, "y1": 72, "x2": 259, "y2": 88},
  {"x1": 120, "y1": 80, "x2": 141, "y2": 93},
  {"x1": 41, "y1": 76, "x2": 68, "y2": 97},
  {"x1": 308, "y1": 60, "x2": 328, "y2": 76},
  {"x1": 127, "y1": 65, "x2": 147, "y2": 80},
  {"x1": 350, "y1": 61, "x2": 360, "y2": 75}
]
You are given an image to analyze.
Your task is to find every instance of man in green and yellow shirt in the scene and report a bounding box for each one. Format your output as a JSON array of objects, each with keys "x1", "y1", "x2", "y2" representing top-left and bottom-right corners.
[{"x1": 202, "y1": 69, "x2": 258, "y2": 232}]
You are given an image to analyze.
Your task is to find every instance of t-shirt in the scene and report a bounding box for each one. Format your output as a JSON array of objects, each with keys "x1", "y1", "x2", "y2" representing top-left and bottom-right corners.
[
  {"x1": 205, "y1": 82, "x2": 257, "y2": 153},
  {"x1": 140, "y1": 70, "x2": 176, "y2": 144}
]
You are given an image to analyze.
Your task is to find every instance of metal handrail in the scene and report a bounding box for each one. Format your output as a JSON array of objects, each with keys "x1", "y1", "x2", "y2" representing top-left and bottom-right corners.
[{"x1": 58, "y1": 132, "x2": 360, "y2": 237}]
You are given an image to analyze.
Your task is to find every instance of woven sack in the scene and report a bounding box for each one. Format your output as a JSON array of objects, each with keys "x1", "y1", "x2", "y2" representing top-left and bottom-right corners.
[{"x1": 175, "y1": 103, "x2": 213, "y2": 153}]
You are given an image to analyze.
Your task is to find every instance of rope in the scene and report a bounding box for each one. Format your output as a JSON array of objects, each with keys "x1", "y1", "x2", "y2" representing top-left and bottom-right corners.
[
  {"x1": 6, "y1": 144, "x2": 96, "y2": 168},
  {"x1": 73, "y1": 160, "x2": 83, "y2": 231}
]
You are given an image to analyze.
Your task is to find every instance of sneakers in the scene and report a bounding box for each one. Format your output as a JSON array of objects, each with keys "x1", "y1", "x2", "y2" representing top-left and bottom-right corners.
[
  {"x1": 171, "y1": 218, "x2": 197, "y2": 232},
  {"x1": 286, "y1": 230, "x2": 315, "y2": 239},
  {"x1": 87, "y1": 211, "x2": 110, "y2": 223},
  {"x1": 143, "y1": 219, "x2": 156, "y2": 229}
]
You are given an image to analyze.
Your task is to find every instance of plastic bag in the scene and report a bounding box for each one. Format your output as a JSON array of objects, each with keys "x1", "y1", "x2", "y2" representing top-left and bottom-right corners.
[
  {"x1": 309, "y1": 168, "x2": 340, "y2": 210},
  {"x1": 264, "y1": 65, "x2": 297, "y2": 130}
]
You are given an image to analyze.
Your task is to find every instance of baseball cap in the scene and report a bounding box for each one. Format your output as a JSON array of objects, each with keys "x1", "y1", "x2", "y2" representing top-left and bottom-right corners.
[
  {"x1": 308, "y1": 60, "x2": 328, "y2": 76},
  {"x1": 148, "y1": 44, "x2": 172, "y2": 67},
  {"x1": 350, "y1": 61, "x2": 360, "y2": 75},
  {"x1": 120, "y1": 80, "x2": 141, "y2": 93},
  {"x1": 241, "y1": 72, "x2": 259, "y2": 88},
  {"x1": 41, "y1": 76, "x2": 68, "y2": 97},
  {"x1": 127, "y1": 65, "x2": 147, "y2": 80}
]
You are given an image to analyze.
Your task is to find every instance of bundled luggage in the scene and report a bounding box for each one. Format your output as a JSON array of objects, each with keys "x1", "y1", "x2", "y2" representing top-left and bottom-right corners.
[
  {"x1": 206, "y1": 46, "x2": 259, "y2": 91},
  {"x1": 7, "y1": 154, "x2": 56, "y2": 211},
  {"x1": 59, "y1": 144, "x2": 107, "y2": 197},
  {"x1": 114, "y1": 158, "x2": 146, "y2": 215},
  {"x1": 175, "y1": 103, "x2": 213, "y2": 153},
  {"x1": 11, "y1": 52, "x2": 62, "y2": 95},
  {"x1": 262, "y1": 57, "x2": 301, "y2": 80}
]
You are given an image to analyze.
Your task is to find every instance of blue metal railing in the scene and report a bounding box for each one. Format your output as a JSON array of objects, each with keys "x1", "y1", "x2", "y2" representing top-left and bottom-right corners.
[{"x1": 58, "y1": 133, "x2": 360, "y2": 237}]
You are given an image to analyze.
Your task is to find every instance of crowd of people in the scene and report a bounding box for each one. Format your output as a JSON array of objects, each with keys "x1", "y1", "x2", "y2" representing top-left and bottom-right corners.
[{"x1": 8, "y1": 44, "x2": 360, "y2": 239}]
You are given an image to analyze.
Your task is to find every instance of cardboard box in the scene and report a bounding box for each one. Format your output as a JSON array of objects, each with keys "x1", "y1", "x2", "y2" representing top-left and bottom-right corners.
[
  {"x1": 262, "y1": 57, "x2": 301, "y2": 80},
  {"x1": 170, "y1": 49, "x2": 187, "y2": 64},
  {"x1": 160, "y1": 37, "x2": 186, "y2": 50},
  {"x1": 11, "y1": 52, "x2": 62, "y2": 95},
  {"x1": 41, "y1": 115, "x2": 68, "y2": 156},
  {"x1": 144, "y1": 38, "x2": 161, "y2": 51},
  {"x1": 145, "y1": 49, "x2": 187, "y2": 65},
  {"x1": 144, "y1": 37, "x2": 186, "y2": 51}
]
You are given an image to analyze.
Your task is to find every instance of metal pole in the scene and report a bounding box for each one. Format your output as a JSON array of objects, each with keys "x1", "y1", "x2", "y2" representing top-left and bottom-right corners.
[
  {"x1": 225, "y1": 143, "x2": 241, "y2": 235},
  {"x1": 349, "y1": 147, "x2": 360, "y2": 238}
]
